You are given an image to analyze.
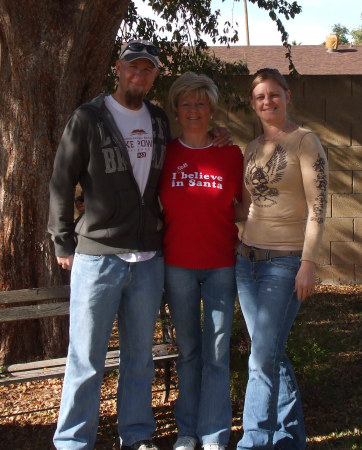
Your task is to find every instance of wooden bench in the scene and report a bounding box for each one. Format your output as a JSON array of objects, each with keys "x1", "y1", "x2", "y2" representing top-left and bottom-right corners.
[{"x1": 0, "y1": 286, "x2": 178, "y2": 402}]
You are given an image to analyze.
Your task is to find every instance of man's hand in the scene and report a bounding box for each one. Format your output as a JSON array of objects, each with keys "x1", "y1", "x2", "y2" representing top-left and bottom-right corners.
[
  {"x1": 294, "y1": 260, "x2": 316, "y2": 301},
  {"x1": 209, "y1": 126, "x2": 233, "y2": 147},
  {"x1": 57, "y1": 255, "x2": 74, "y2": 271}
]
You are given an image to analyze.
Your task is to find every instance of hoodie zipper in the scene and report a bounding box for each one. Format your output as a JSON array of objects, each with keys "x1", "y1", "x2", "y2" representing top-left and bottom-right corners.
[{"x1": 100, "y1": 102, "x2": 152, "y2": 250}]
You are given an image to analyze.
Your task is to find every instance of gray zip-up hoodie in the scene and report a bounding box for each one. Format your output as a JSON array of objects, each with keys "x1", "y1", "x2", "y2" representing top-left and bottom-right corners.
[{"x1": 48, "y1": 94, "x2": 171, "y2": 257}]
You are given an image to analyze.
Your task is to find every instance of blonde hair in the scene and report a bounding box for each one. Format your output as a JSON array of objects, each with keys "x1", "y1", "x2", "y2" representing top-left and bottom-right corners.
[{"x1": 168, "y1": 72, "x2": 219, "y2": 114}]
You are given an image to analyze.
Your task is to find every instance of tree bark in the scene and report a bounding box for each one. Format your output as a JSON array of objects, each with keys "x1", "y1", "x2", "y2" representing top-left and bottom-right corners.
[{"x1": 0, "y1": 0, "x2": 129, "y2": 364}]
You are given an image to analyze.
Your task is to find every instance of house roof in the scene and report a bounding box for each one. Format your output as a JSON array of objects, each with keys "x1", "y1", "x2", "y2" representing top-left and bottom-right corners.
[{"x1": 209, "y1": 45, "x2": 362, "y2": 75}]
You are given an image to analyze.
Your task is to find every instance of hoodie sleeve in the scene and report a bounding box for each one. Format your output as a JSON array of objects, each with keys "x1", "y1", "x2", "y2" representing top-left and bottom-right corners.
[{"x1": 48, "y1": 108, "x2": 92, "y2": 257}]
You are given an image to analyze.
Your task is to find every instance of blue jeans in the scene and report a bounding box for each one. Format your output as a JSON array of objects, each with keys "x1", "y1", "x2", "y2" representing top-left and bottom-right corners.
[
  {"x1": 53, "y1": 252, "x2": 164, "y2": 450},
  {"x1": 235, "y1": 255, "x2": 306, "y2": 450},
  {"x1": 165, "y1": 264, "x2": 236, "y2": 446}
]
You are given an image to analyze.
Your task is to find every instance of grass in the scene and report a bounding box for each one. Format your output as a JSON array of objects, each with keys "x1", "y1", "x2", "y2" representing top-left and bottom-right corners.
[
  {"x1": 0, "y1": 285, "x2": 361, "y2": 449},
  {"x1": 228, "y1": 284, "x2": 362, "y2": 449}
]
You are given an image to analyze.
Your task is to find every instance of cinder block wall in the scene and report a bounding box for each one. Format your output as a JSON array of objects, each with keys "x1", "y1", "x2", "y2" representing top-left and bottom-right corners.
[{"x1": 211, "y1": 74, "x2": 362, "y2": 284}]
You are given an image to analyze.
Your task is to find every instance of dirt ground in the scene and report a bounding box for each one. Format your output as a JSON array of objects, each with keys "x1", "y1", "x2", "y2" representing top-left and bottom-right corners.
[{"x1": 0, "y1": 284, "x2": 361, "y2": 449}]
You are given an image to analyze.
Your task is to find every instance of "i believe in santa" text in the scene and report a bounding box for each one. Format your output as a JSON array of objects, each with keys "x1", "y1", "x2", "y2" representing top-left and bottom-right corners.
[{"x1": 171, "y1": 172, "x2": 224, "y2": 189}]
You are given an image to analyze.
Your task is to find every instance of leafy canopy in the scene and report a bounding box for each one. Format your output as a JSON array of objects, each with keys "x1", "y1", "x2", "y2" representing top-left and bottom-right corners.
[
  {"x1": 350, "y1": 14, "x2": 362, "y2": 45},
  {"x1": 104, "y1": 0, "x2": 302, "y2": 110},
  {"x1": 332, "y1": 23, "x2": 350, "y2": 45},
  {"x1": 328, "y1": 16, "x2": 362, "y2": 46}
]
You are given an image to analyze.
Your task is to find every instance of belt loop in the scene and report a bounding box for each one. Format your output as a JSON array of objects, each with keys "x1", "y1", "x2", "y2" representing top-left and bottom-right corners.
[
  {"x1": 249, "y1": 249, "x2": 255, "y2": 262},
  {"x1": 265, "y1": 249, "x2": 270, "y2": 260}
]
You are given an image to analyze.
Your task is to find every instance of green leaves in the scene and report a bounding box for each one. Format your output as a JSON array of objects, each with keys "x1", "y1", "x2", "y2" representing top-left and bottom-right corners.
[
  {"x1": 104, "y1": 0, "x2": 302, "y2": 109},
  {"x1": 332, "y1": 23, "x2": 350, "y2": 45}
]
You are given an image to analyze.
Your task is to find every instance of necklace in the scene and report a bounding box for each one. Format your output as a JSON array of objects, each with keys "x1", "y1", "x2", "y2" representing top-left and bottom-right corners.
[
  {"x1": 262, "y1": 129, "x2": 284, "y2": 141},
  {"x1": 261, "y1": 122, "x2": 291, "y2": 142}
]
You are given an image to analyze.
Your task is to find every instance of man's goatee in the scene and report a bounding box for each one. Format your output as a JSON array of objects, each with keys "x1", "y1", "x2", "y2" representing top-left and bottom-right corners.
[{"x1": 125, "y1": 90, "x2": 144, "y2": 109}]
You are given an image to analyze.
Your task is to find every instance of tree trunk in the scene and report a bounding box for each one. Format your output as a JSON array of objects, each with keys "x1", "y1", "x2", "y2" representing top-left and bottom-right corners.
[{"x1": 0, "y1": 0, "x2": 129, "y2": 364}]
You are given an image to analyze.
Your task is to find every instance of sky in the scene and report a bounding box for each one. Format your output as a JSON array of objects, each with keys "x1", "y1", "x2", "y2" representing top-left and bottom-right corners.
[
  {"x1": 135, "y1": 0, "x2": 362, "y2": 46},
  {"x1": 217, "y1": 0, "x2": 362, "y2": 45}
]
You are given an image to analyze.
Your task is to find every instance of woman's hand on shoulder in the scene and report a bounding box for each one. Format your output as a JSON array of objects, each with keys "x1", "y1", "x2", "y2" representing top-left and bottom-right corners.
[
  {"x1": 294, "y1": 260, "x2": 316, "y2": 302},
  {"x1": 209, "y1": 126, "x2": 233, "y2": 147}
]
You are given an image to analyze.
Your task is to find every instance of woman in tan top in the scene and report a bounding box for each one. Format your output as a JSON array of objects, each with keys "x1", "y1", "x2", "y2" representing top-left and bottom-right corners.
[{"x1": 235, "y1": 68, "x2": 328, "y2": 450}]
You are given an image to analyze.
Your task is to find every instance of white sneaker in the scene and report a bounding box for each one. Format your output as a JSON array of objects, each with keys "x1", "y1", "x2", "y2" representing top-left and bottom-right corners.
[
  {"x1": 203, "y1": 445, "x2": 225, "y2": 450},
  {"x1": 173, "y1": 436, "x2": 198, "y2": 450}
]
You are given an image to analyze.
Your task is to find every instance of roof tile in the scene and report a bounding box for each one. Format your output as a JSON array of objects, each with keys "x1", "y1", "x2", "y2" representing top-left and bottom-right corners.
[{"x1": 209, "y1": 45, "x2": 362, "y2": 75}]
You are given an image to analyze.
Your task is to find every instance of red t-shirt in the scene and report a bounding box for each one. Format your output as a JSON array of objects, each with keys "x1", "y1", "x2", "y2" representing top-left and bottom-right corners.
[{"x1": 159, "y1": 139, "x2": 243, "y2": 269}]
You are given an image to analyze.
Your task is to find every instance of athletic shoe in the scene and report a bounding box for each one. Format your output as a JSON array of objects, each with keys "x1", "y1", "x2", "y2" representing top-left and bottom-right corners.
[
  {"x1": 203, "y1": 445, "x2": 225, "y2": 450},
  {"x1": 173, "y1": 436, "x2": 198, "y2": 450},
  {"x1": 123, "y1": 440, "x2": 160, "y2": 450}
]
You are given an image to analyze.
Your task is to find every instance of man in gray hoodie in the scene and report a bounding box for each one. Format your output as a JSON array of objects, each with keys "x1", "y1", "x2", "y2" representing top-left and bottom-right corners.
[{"x1": 49, "y1": 40, "x2": 169, "y2": 450}]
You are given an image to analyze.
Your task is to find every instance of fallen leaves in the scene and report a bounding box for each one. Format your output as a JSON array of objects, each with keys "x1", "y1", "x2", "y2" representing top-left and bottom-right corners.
[{"x1": 0, "y1": 284, "x2": 361, "y2": 449}]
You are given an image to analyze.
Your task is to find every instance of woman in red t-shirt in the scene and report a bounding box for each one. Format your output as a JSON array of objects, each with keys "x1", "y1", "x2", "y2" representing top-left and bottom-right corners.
[{"x1": 159, "y1": 72, "x2": 243, "y2": 450}]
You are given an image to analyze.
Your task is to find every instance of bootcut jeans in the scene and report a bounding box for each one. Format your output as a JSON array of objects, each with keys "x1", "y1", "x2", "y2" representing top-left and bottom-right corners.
[
  {"x1": 53, "y1": 252, "x2": 164, "y2": 450},
  {"x1": 235, "y1": 254, "x2": 306, "y2": 450},
  {"x1": 165, "y1": 264, "x2": 236, "y2": 447}
]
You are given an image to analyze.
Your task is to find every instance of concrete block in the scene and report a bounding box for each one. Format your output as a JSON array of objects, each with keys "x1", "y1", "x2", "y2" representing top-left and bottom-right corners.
[
  {"x1": 223, "y1": 121, "x2": 256, "y2": 147},
  {"x1": 303, "y1": 76, "x2": 352, "y2": 98},
  {"x1": 317, "y1": 264, "x2": 355, "y2": 284},
  {"x1": 221, "y1": 105, "x2": 257, "y2": 146},
  {"x1": 355, "y1": 218, "x2": 362, "y2": 242},
  {"x1": 325, "y1": 195, "x2": 332, "y2": 218},
  {"x1": 301, "y1": 121, "x2": 349, "y2": 147},
  {"x1": 326, "y1": 97, "x2": 362, "y2": 122},
  {"x1": 284, "y1": 77, "x2": 305, "y2": 97},
  {"x1": 328, "y1": 147, "x2": 362, "y2": 170},
  {"x1": 331, "y1": 241, "x2": 362, "y2": 265},
  {"x1": 351, "y1": 75, "x2": 362, "y2": 97},
  {"x1": 355, "y1": 266, "x2": 362, "y2": 283},
  {"x1": 323, "y1": 217, "x2": 354, "y2": 242},
  {"x1": 352, "y1": 124, "x2": 362, "y2": 146},
  {"x1": 328, "y1": 171, "x2": 352, "y2": 194},
  {"x1": 332, "y1": 194, "x2": 362, "y2": 217},
  {"x1": 290, "y1": 98, "x2": 325, "y2": 124},
  {"x1": 323, "y1": 120, "x2": 351, "y2": 146},
  {"x1": 353, "y1": 171, "x2": 362, "y2": 193},
  {"x1": 317, "y1": 242, "x2": 331, "y2": 266}
]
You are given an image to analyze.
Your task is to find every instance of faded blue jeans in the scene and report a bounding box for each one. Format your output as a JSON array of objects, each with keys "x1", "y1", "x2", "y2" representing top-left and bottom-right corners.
[
  {"x1": 165, "y1": 264, "x2": 236, "y2": 446},
  {"x1": 53, "y1": 252, "x2": 164, "y2": 450},
  {"x1": 235, "y1": 254, "x2": 306, "y2": 450}
]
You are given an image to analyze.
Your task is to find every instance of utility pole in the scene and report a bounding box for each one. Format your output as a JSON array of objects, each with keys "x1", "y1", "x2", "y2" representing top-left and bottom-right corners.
[{"x1": 244, "y1": 0, "x2": 250, "y2": 45}]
